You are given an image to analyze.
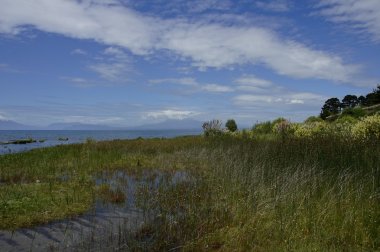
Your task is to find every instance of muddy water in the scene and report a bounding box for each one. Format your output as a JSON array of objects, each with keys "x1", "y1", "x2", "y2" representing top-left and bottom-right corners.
[{"x1": 0, "y1": 170, "x2": 189, "y2": 251}]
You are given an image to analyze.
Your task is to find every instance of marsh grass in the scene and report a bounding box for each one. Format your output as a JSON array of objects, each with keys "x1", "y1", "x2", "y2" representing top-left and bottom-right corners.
[
  {"x1": 97, "y1": 183, "x2": 126, "y2": 204},
  {"x1": 126, "y1": 136, "x2": 380, "y2": 251},
  {"x1": 0, "y1": 181, "x2": 94, "y2": 229},
  {"x1": 0, "y1": 135, "x2": 379, "y2": 251}
]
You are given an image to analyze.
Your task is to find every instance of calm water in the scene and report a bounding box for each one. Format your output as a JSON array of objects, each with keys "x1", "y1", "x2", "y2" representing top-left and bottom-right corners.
[{"x1": 0, "y1": 129, "x2": 201, "y2": 155}]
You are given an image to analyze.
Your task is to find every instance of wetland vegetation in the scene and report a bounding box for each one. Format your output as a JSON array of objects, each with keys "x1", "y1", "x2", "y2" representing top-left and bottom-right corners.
[{"x1": 0, "y1": 128, "x2": 379, "y2": 250}]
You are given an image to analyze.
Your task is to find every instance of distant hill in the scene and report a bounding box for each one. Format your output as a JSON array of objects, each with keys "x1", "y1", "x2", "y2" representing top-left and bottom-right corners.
[
  {"x1": 0, "y1": 120, "x2": 36, "y2": 130},
  {"x1": 46, "y1": 123, "x2": 116, "y2": 130},
  {"x1": 130, "y1": 119, "x2": 202, "y2": 130}
]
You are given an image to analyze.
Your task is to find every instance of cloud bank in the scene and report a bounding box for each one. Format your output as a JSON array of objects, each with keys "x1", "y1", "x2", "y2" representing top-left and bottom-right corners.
[
  {"x1": 0, "y1": 0, "x2": 359, "y2": 83},
  {"x1": 316, "y1": 0, "x2": 380, "y2": 43}
]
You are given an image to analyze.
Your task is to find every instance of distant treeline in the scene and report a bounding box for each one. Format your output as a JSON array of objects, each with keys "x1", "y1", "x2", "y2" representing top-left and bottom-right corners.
[{"x1": 320, "y1": 84, "x2": 380, "y2": 119}]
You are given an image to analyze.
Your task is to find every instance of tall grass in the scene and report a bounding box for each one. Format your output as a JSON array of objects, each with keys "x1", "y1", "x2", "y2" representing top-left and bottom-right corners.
[
  {"x1": 0, "y1": 135, "x2": 379, "y2": 250},
  {"x1": 128, "y1": 136, "x2": 380, "y2": 251}
]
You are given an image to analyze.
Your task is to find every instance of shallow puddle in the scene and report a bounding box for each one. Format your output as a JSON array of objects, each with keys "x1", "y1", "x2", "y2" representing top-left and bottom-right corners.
[{"x1": 0, "y1": 169, "x2": 189, "y2": 251}]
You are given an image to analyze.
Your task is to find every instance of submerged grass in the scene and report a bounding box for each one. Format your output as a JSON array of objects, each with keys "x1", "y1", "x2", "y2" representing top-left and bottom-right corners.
[
  {"x1": 0, "y1": 135, "x2": 379, "y2": 250},
  {"x1": 97, "y1": 183, "x2": 126, "y2": 204}
]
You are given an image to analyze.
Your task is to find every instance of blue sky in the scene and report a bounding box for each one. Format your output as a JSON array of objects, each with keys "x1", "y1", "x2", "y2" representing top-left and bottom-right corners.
[{"x1": 0, "y1": 0, "x2": 379, "y2": 127}]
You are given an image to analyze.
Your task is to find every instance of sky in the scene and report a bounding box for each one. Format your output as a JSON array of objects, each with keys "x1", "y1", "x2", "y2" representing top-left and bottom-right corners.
[{"x1": 0, "y1": 0, "x2": 379, "y2": 127}]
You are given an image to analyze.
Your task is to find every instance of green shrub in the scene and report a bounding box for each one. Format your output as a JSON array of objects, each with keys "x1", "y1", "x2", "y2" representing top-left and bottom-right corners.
[
  {"x1": 334, "y1": 115, "x2": 358, "y2": 124},
  {"x1": 251, "y1": 121, "x2": 272, "y2": 135},
  {"x1": 304, "y1": 116, "x2": 323, "y2": 124},
  {"x1": 351, "y1": 114, "x2": 380, "y2": 140},
  {"x1": 272, "y1": 117, "x2": 287, "y2": 125},
  {"x1": 225, "y1": 119, "x2": 238, "y2": 132},
  {"x1": 341, "y1": 107, "x2": 366, "y2": 118}
]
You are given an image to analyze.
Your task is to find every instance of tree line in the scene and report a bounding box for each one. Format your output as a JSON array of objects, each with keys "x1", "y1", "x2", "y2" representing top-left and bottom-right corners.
[{"x1": 320, "y1": 84, "x2": 380, "y2": 119}]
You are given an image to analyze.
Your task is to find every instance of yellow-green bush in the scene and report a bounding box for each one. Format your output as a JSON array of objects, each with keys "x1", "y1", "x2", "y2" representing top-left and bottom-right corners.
[
  {"x1": 294, "y1": 121, "x2": 328, "y2": 138},
  {"x1": 351, "y1": 114, "x2": 380, "y2": 140},
  {"x1": 272, "y1": 119, "x2": 293, "y2": 138}
]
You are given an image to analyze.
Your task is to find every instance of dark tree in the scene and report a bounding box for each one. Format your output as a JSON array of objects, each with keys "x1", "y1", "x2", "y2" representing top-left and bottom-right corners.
[
  {"x1": 320, "y1": 98, "x2": 341, "y2": 120},
  {"x1": 358, "y1": 95, "x2": 367, "y2": 106},
  {"x1": 225, "y1": 119, "x2": 238, "y2": 132},
  {"x1": 365, "y1": 84, "x2": 380, "y2": 106},
  {"x1": 341, "y1": 95, "x2": 359, "y2": 109}
]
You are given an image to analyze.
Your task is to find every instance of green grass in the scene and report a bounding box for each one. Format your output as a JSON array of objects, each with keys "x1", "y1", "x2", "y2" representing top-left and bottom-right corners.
[
  {"x1": 0, "y1": 181, "x2": 94, "y2": 229},
  {"x1": 0, "y1": 135, "x2": 379, "y2": 251}
]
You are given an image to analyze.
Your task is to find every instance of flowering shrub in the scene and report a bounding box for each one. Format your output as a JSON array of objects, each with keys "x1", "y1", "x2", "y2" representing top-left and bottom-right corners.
[
  {"x1": 294, "y1": 121, "x2": 329, "y2": 138},
  {"x1": 351, "y1": 114, "x2": 380, "y2": 140},
  {"x1": 272, "y1": 119, "x2": 292, "y2": 137},
  {"x1": 326, "y1": 116, "x2": 357, "y2": 137},
  {"x1": 231, "y1": 129, "x2": 254, "y2": 139}
]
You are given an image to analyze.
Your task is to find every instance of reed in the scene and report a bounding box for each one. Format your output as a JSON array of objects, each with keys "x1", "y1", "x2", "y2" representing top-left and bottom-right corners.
[{"x1": 0, "y1": 135, "x2": 378, "y2": 251}]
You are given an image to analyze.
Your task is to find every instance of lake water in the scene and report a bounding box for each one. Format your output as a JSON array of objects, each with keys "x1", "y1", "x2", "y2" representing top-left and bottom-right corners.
[{"x1": 0, "y1": 129, "x2": 201, "y2": 155}]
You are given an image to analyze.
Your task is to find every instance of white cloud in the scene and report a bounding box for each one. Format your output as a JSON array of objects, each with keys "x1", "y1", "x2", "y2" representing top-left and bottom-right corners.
[
  {"x1": 71, "y1": 48, "x2": 87, "y2": 55},
  {"x1": 0, "y1": 63, "x2": 22, "y2": 73},
  {"x1": 235, "y1": 75, "x2": 273, "y2": 87},
  {"x1": 149, "y1": 77, "x2": 198, "y2": 86},
  {"x1": 89, "y1": 47, "x2": 131, "y2": 81},
  {"x1": 62, "y1": 115, "x2": 123, "y2": 124},
  {"x1": 67, "y1": 77, "x2": 88, "y2": 84},
  {"x1": 61, "y1": 77, "x2": 98, "y2": 88},
  {"x1": 255, "y1": 0, "x2": 290, "y2": 12},
  {"x1": 0, "y1": 63, "x2": 8, "y2": 68},
  {"x1": 149, "y1": 77, "x2": 233, "y2": 93},
  {"x1": 104, "y1": 46, "x2": 129, "y2": 59},
  {"x1": 201, "y1": 84, "x2": 233, "y2": 93},
  {"x1": 89, "y1": 62, "x2": 127, "y2": 80},
  {"x1": 315, "y1": 0, "x2": 380, "y2": 42},
  {"x1": 0, "y1": 113, "x2": 8, "y2": 120},
  {"x1": 144, "y1": 109, "x2": 199, "y2": 120},
  {"x1": 235, "y1": 75, "x2": 281, "y2": 93},
  {"x1": 187, "y1": 0, "x2": 232, "y2": 13},
  {"x1": 234, "y1": 92, "x2": 325, "y2": 108},
  {"x1": 0, "y1": 102, "x2": 150, "y2": 126},
  {"x1": 158, "y1": 18, "x2": 358, "y2": 83},
  {"x1": 0, "y1": 0, "x2": 160, "y2": 54},
  {"x1": 0, "y1": 0, "x2": 360, "y2": 83},
  {"x1": 289, "y1": 99, "x2": 304, "y2": 104},
  {"x1": 233, "y1": 75, "x2": 326, "y2": 109}
]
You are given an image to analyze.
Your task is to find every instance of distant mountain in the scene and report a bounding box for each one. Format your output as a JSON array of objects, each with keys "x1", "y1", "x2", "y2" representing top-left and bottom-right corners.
[
  {"x1": 131, "y1": 119, "x2": 202, "y2": 130},
  {"x1": 46, "y1": 123, "x2": 116, "y2": 130},
  {"x1": 0, "y1": 119, "x2": 204, "y2": 131},
  {"x1": 0, "y1": 120, "x2": 36, "y2": 130}
]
